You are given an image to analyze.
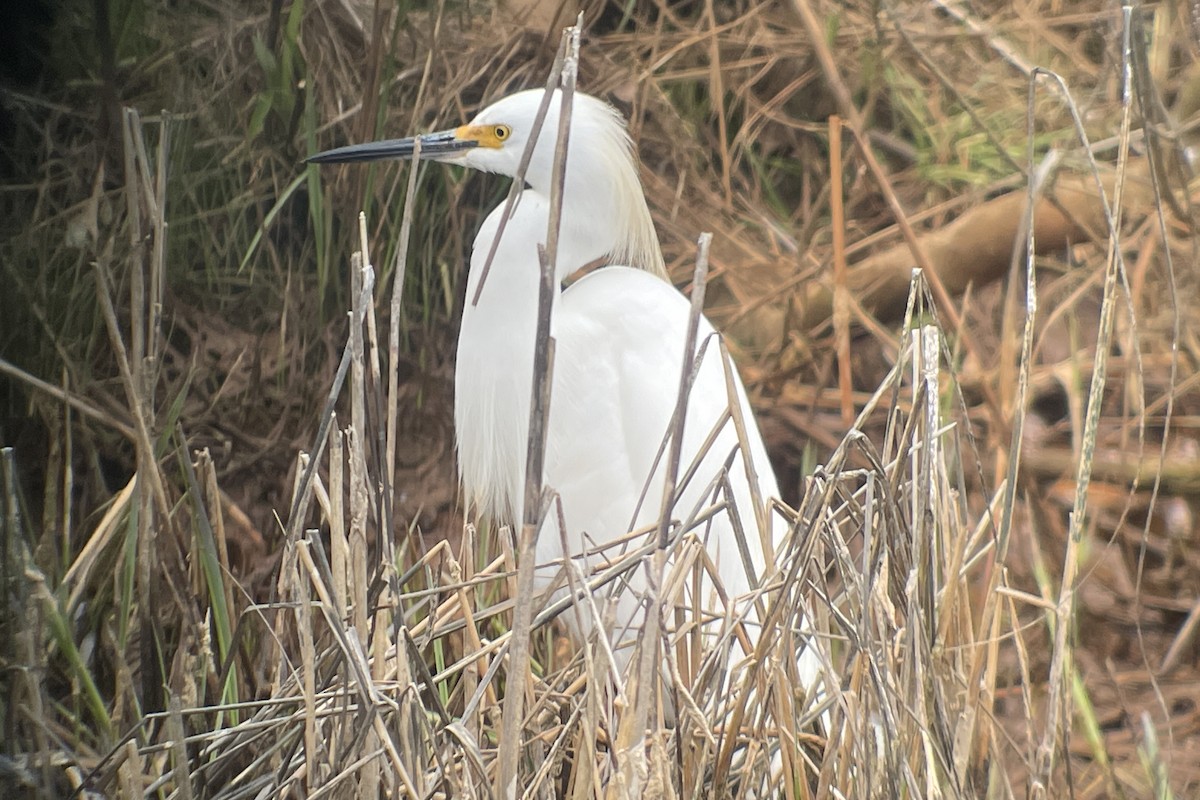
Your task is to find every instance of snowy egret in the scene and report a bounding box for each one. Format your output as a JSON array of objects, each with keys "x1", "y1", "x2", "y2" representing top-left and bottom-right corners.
[{"x1": 310, "y1": 89, "x2": 820, "y2": 692}]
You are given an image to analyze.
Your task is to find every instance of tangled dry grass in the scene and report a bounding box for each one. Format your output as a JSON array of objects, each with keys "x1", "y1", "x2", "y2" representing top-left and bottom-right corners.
[{"x1": 2, "y1": 0, "x2": 1199, "y2": 797}]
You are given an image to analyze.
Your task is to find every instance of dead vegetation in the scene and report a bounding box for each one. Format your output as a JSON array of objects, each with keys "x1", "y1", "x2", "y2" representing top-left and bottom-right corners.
[{"x1": 2, "y1": 0, "x2": 1199, "y2": 797}]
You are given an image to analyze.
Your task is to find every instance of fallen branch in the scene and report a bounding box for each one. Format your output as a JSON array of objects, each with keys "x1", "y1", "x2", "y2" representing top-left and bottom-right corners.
[{"x1": 794, "y1": 163, "x2": 1155, "y2": 331}]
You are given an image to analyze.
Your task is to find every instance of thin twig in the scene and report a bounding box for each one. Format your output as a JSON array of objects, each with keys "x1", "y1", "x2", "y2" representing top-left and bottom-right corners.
[
  {"x1": 0, "y1": 357, "x2": 135, "y2": 440},
  {"x1": 384, "y1": 138, "x2": 422, "y2": 550},
  {"x1": 829, "y1": 115, "x2": 852, "y2": 426}
]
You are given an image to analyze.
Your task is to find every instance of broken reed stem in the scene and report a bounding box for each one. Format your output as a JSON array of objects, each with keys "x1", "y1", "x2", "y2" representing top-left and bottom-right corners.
[
  {"x1": 173, "y1": 431, "x2": 237, "y2": 707},
  {"x1": 357, "y1": 196, "x2": 406, "y2": 784},
  {"x1": 167, "y1": 695, "x2": 195, "y2": 800},
  {"x1": 283, "y1": 257, "x2": 374, "y2": 544},
  {"x1": 297, "y1": 534, "x2": 317, "y2": 792},
  {"x1": 912, "y1": 324, "x2": 940, "y2": 647},
  {"x1": 657, "y1": 233, "x2": 714, "y2": 550},
  {"x1": 329, "y1": 416, "x2": 347, "y2": 619},
  {"x1": 96, "y1": 114, "x2": 176, "y2": 701},
  {"x1": 358, "y1": 212, "x2": 392, "y2": 556},
  {"x1": 499, "y1": 187, "x2": 551, "y2": 800},
  {"x1": 496, "y1": 23, "x2": 579, "y2": 800},
  {"x1": 719, "y1": 344, "x2": 770, "y2": 564},
  {"x1": 348, "y1": 252, "x2": 371, "y2": 643},
  {"x1": 90, "y1": 263, "x2": 171, "y2": 526}
]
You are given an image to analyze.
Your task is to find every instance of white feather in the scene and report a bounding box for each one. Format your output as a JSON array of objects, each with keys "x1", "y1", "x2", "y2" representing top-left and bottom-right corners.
[{"x1": 453, "y1": 90, "x2": 821, "y2": 698}]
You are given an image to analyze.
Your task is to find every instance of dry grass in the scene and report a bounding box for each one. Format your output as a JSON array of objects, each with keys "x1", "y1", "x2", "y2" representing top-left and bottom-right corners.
[{"x1": 2, "y1": 0, "x2": 1199, "y2": 797}]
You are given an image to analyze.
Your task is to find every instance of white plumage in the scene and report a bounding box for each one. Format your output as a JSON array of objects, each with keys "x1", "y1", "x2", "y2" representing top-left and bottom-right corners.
[{"x1": 310, "y1": 88, "x2": 820, "y2": 690}]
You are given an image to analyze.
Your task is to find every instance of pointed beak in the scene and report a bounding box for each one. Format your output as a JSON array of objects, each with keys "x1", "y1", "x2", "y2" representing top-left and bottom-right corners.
[{"x1": 306, "y1": 128, "x2": 477, "y2": 165}]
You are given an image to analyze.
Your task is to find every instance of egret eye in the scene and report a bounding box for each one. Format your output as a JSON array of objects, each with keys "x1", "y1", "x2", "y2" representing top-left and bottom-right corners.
[{"x1": 494, "y1": 125, "x2": 511, "y2": 141}]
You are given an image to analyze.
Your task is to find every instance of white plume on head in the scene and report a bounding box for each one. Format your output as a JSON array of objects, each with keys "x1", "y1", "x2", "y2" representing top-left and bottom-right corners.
[{"x1": 464, "y1": 89, "x2": 667, "y2": 279}]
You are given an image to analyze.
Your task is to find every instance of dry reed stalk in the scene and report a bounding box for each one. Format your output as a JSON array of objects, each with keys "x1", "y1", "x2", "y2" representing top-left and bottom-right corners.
[
  {"x1": 121, "y1": 109, "x2": 144, "y2": 393},
  {"x1": 297, "y1": 529, "x2": 318, "y2": 790},
  {"x1": 3, "y1": 450, "x2": 51, "y2": 792},
  {"x1": 329, "y1": 417, "x2": 348, "y2": 618},
  {"x1": 349, "y1": 250, "x2": 371, "y2": 641},
  {"x1": 82, "y1": 263, "x2": 1018, "y2": 798},
  {"x1": 617, "y1": 231, "x2": 713, "y2": 800},
  {"x1": 347, "y1": 244, "x2": 380, "y2": 800},
  {"x1": 385, "y1": 138, "x2": 423, "y2": 547},
  {"x1": 830, "y1": 115, "x2": 853, "y2": 427},
  {"x1": 470, "y1": 32, "x2": 572, "y2": 307},
  {"x1": 1029, "y1": 15, "x2": 1138, "y2": 790},
  {"x1": 459, "y1": 523, "x2": 485, "y2": 738},
  {"x1": 93, "y1": 248, "x2": 169, "y2": 525},
  {"x1": 117, "y1": 739, "x2": 141, "y2": 799},
  {"x1": 719, "y1": 339, "x2": 773, "y2": 576},
  {"x1": 167, "y1": 694, "x2": 196, "y2": 800},
  {"x1": 123, "y1": 115, "x2": 154, "y2": 705},
  {"x1": 498, "y1": 23, "x2": 580, "y2": 800}
]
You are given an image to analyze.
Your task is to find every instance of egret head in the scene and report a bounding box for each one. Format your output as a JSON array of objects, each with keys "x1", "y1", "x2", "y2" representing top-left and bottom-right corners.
[
  {"x1": 310, "y1": 90, "x2": 624, "y2": 188},
  {"x1": 309, "y1": 89, "x2": 666, "y2": 276}
]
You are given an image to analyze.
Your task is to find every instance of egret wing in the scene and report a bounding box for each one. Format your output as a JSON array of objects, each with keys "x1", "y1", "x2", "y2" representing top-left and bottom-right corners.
[{"x1": 545, "y1": 266, "x2": 779, "y2": 640}]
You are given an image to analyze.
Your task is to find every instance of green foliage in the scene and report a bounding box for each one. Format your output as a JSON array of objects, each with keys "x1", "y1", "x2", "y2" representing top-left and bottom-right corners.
[{"x1": 249, "y1": 0, "x2": 307, "y2": 142}]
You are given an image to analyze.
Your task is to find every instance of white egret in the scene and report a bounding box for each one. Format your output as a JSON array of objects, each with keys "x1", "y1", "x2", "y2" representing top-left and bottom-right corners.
[{"x1": 310, "y1": 88, "x2": 820, "y2": 694}]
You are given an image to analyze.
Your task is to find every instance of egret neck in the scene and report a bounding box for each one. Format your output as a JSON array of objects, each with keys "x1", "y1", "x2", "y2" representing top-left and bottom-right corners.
[{"x1": 455, "y1": 91, "x2": 666, "y2": 526}]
